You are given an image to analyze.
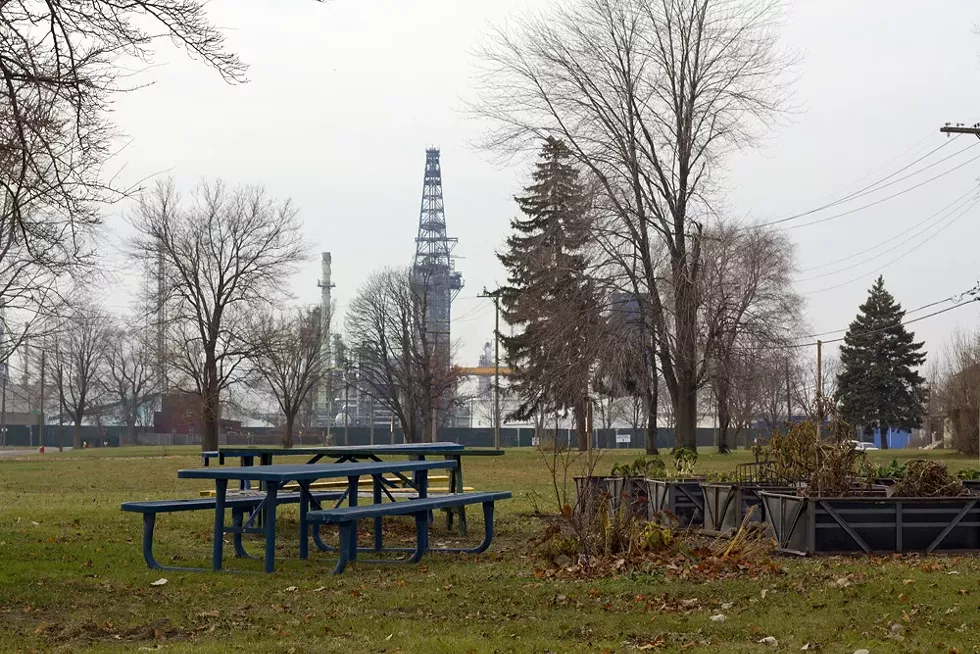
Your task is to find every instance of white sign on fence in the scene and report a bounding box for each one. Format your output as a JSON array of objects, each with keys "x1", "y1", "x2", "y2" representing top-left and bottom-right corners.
[{"x1": 615, "y1": 432, "x2": 631, "y2": 444}]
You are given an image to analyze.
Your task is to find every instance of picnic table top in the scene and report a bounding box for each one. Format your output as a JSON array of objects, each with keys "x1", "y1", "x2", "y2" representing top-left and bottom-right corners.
[
  {"x1": 202, "y1": 442, "x2": 481, "y2": 459},
  {"x1": 178, "y1": 459, "x2": 458, "y2": 482}
]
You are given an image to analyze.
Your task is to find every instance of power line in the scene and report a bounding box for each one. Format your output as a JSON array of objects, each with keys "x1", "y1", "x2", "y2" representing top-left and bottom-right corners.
[
  {"x1": 760, "y1": 136, "x2": 966, "y2": 227},
  {"x1": 756, "y1": 291, "x2": 980, "y2": 353},
  {"x1": 801, "y1": 194, "x2": 980, "y2": 295},
  {"x1": 796, "y1": 187, "x2": 980, "y2": 283},
  {"x1": 797, "y1": 184, "x2": 980, "y2": 274},
  {"x1": 774, "y1": 149, "x2": 980, "y2": 231}
]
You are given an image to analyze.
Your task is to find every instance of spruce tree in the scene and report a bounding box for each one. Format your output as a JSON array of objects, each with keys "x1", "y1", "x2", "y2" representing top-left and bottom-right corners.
[
  {"x1": 836, "y1": 276, "x2": 927, "y2": 449},
  {"x1": 497, "y1": 137, "x2": 599, "y2": 450}
]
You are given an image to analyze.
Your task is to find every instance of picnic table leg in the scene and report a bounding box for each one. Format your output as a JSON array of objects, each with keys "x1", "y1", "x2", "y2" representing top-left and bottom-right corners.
[
  {"x1": 444, "y1": 455, "x2": 467, "y2": 536},
  {"x1": 373, "y1": 475, "x2": 383, "y2": 552},
  {"x1": 212, "y1": 479, "x2": 228, "y2": 572},
  {"x1": 347, "y1": 475, "x2": 359, "y2": 564},
  {"x1": 299, "y1": 482, "x2": 310, "y2": 560},
  {"x1": 242, "y1": 456, "x2": 254, "y2": 491},
  {"x1": 263, "y1": 481, "x2": 279, "y2": 573}
]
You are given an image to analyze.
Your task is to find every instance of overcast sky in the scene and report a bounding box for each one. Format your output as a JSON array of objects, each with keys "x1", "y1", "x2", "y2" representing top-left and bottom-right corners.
[{"x1": 104, "y1": 0, "x2": 980, "y2": 369}]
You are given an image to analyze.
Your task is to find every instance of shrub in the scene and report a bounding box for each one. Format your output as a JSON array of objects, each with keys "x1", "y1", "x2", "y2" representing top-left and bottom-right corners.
[{"x1": 671, "y1": 447, "x2": 698, "y2": 476}]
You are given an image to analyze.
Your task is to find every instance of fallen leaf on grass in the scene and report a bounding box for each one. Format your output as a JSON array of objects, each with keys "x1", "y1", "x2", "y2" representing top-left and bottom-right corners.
[
  {"x1": 284, "y1": 586, "x2": 298, "y2": 592},
  {"x1": 800, "y1": 643, "x2": 820, "y2": 650},
  {"x1": 150, "y1": 578, "x2": 168, "y2": 586},
  {"x1": 758, "y1": 636, "x2": 778, "y2": 646},
  {"x1": 385, "y1": 634, "x2": 393, "y2": 641},
  {"x1": 710, "y1": 614, "x2": 726, "y2": 623},
  {"x1": 197, "y1": 610, "x2": 220, "y2": 618}
]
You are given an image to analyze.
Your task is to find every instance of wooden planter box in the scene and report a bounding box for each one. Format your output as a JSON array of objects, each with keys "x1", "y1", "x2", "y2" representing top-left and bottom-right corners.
[
  {"x1": 760, "y1": 492, "x2": 980, "y2": 556},
  {"x1": 648, "y1": 478, "x2": 706, "y2": 527},
  {"x1": 605, "y1": 477, "x2": 650, "y2": 518},
  {"x1": 701, "y1": 483, "x2": 795, "y2": 535}
]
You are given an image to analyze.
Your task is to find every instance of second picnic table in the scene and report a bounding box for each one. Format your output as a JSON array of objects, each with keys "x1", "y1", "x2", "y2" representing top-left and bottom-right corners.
[{"x1": 201, "y1": 442, "x2": 504, "y2": 534}]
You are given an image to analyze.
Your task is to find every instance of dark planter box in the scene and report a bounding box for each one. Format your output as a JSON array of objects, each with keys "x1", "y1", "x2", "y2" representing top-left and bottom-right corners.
[
  {"x1": 701, "y1": 483, "x2": 795, "y2": 535},
  {"x1": 648, "y1": 478, "x2": 706, "y2": 527},
  {"x1": 760, "y1": 492, "x2": 980, "y2": 555},
  {"x1": 573, "y1": 476, "x2": 613, "y2": 515},
  {"x1": 605, "y1": 477, "x2": 650, "y2": 518}
]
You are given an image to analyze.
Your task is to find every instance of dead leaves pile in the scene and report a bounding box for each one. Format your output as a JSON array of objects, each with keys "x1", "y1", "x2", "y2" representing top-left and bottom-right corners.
[{"x1": 535, "y1": 540, "x2": 782, "y2": 581}]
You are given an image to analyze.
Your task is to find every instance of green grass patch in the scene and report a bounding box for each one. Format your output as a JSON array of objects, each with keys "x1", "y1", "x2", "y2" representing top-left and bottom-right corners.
[{"x1": 1, "y1": 447, "x2": 980, "y2": 652}]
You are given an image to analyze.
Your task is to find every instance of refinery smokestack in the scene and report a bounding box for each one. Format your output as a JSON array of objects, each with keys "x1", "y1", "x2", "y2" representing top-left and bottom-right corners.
[{"x1": 316, "y1": 253, "x2": 334, "y2": 436}]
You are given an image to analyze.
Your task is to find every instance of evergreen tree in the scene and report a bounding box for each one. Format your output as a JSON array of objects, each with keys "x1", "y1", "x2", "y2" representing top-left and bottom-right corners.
[
  {"x1": 497, "y1": 137, "x2": 600, "y2": 450},
  {"x1": 836, "y1": 276, "x2": 927, "y2": 449}
]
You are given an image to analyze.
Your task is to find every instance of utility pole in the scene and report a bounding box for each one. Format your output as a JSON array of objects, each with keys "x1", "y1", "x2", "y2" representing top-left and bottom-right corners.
[
  {"x1": 479, "y1": 288, "x2": 502, "y2": 450},
  {"x1": 0, "y1": 365, "x2": 6, "y2": 448},
  {"x1": 816, "y1": 340, "x2": 823, "y2": 443},
  {"x1": 940, "y1": 124, "x2": 980, "y2": 139},
  {"x1": 39, "y1": 350, "x2": 45, "y2": 450},
  {"x1": 784, "y1": 357, "x2": 792, "y2": 426}
]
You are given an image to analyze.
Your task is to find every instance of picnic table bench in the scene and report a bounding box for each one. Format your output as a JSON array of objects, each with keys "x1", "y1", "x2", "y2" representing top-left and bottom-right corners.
[
  {"x1": 307, "y1": 491, "x2": 512, "y2": 573},
  {"x1": 120, "y1": 490, "x2": 343, "y2": 572}
]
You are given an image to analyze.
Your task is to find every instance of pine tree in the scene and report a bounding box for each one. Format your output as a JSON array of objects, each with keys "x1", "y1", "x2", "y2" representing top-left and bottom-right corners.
[
  {"x1": 497, "y1": 137, "x2": 599, "y2": 450},
  {"x1": 836, "y1": 276, "x2": 927, "y2": 449}
]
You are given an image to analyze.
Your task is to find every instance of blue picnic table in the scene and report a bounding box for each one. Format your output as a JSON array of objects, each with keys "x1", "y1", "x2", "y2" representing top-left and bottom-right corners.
[
  {"x1": 201, "y1": 442, "x2": 504, "y2": 535},
  {"x1": 177, "y1": 459, "x2": 457, "y2": 573}
]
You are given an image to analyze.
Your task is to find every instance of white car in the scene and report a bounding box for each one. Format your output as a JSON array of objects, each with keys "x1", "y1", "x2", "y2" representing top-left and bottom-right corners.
[{"x1": 847, "y1": 440, "x2": 879, "y2": 451}]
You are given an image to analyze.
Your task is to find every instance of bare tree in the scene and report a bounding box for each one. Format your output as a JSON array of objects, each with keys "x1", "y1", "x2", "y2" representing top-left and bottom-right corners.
[
  {"x1": 129, "y1": 179, "x2": 309, "y2": 450},
  {"x1": 701, "y1": 222, "x2": 802, "y2": 452},
  {"x1": 105, "y1": 320, "x2": 158, "y2": 445},
  {"x1": 474, "y1": 0, "x2": 795, "y2": 450},
  {"x1": 248, "y1": 307, "x2": 325, "y2": 448},
  {"x1": 345, "y1": 268, "x2": 462, "y2": 443},
  {"x1": 933, "y1": 329, "x2": 980, "y2": 455},
  {"x1": 47, "y1": 303, "x2": 112, "y2": 449},
  {"x1": 0, "y1": 3, "x2": 248, "y2": 330}
]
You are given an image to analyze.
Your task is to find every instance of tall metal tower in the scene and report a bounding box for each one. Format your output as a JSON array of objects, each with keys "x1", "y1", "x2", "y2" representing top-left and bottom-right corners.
[
  {"x1": 315, "y1": 253, "x2": 335, "y2": 429},
  {"x1": 412, "y1": 148, "x2": 463, "y2": 347}
]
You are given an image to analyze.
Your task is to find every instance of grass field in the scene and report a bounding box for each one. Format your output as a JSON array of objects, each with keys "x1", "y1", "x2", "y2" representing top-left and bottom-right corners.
[{"x1": 2, "y1": 446, "x2": 980, "y2": 653}]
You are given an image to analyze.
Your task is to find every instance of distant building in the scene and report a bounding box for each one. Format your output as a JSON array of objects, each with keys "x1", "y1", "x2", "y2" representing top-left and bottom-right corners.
[{"x1": 153, "y1": 392, "x2": 241, "y2": 436}]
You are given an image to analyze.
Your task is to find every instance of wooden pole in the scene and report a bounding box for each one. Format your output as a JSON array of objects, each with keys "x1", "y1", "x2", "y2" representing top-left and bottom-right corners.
[{"x1": 816, "y1": 340, "x2": 823, "y2": 443}]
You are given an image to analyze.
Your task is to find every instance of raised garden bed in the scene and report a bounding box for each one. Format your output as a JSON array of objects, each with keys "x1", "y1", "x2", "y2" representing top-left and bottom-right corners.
[
  {"x1": 573, "y1": 476, "x2": 613, "y2": 515},
  {"x1": 701, "y1": 482, "x2": 795, "y2": 535},
  {"x1": 648, "y1": 478, "x2": 705, "y2": 527},
  {"x1": 760, "y1": 492, "x2": 980, "y2": 555},
  {"x1": 605, "y1": 477, "x2": 649, "y2": 518}
]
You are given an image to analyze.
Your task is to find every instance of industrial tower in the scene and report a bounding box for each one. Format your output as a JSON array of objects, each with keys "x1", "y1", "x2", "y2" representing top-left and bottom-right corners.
[
  {"x1": 315, "y1": 253, "x2": 335, "y2": 429},
  {"x1": 412, "y1": 148, "x2": 463, "y2": 347}
]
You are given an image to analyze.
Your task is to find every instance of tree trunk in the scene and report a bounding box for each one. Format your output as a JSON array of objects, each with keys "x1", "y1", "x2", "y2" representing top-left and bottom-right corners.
[
  {"x1": 717, "y1": 386, "x2": 731, "y2": 454},
  {"x1": 202, "y1": 384, "x2": 220, "y2": 451},
  {"x1": 880, "y1": 425, "x2": 889, "y2": 450},
  {"x1": 644, "y1": 383, "x2": 659, "y2": 455},
  {"x1": 675, "y1": 383, "x2": 697, "y2": 451},
  {"x1": 673, "y1": 273, "x2": 699, "y2": 451},
  {"x1": 73, "y1": 422, "x2": 82, "y2": 450},
  {"x1": 283, "y1": 414, "x2": 294, "y2": 448},
  {"x1": 574, "y1": 400, "x2": 588, "y2": 451}
]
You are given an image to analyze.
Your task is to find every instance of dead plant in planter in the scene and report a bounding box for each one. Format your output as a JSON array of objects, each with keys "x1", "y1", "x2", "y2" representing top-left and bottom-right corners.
[{"x1": 892, "y1": 460, "x2": 969, "y2": 497}]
